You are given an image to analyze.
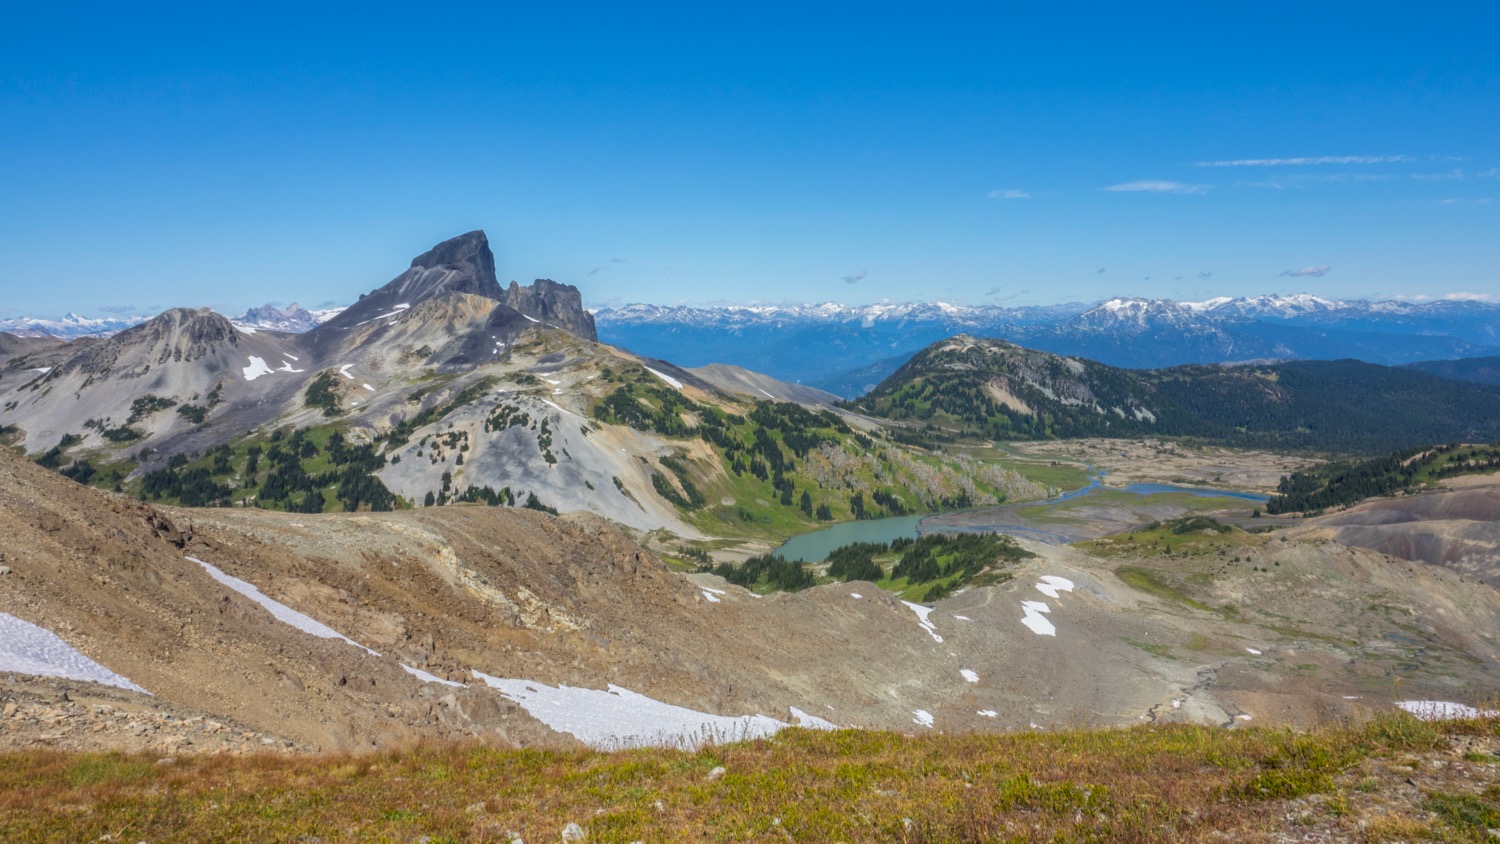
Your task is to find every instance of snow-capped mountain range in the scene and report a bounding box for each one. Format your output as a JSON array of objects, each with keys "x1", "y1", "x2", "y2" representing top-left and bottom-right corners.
[
  {"x1": 595, "y1": 293, "x2": 1500, "y2": 396},
  {"x1": 0, "y1": 304, "x2": 346, "y2": 339},
  {"x1": 7, "y1": 292, "x2": 1497, "y2": 398}
]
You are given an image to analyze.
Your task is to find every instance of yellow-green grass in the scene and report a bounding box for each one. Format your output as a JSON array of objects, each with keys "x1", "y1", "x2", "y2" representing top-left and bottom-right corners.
[{"x1": 2, "y1": 714, "x2": 1492, "y2": 842}]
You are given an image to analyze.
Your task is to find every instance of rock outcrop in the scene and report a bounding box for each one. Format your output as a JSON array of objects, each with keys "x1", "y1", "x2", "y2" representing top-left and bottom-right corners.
[{"x1": 503, "y1": 279, "x2": 598, "y2": 342}]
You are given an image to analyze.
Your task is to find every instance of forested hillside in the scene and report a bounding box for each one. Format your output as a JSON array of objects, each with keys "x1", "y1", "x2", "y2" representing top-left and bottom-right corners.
[
  {"x1": 1266, "y1": 442, "x2": 1500, "y2": 514},
  {"x1": 847, "y1": 336, "x2": 1500, "y2": 453}
]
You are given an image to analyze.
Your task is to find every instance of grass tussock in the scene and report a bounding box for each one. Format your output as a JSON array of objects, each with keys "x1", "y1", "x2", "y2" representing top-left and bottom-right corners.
[{"x1": 0, "y1": 713, "x2": 1495, "y2": 842}]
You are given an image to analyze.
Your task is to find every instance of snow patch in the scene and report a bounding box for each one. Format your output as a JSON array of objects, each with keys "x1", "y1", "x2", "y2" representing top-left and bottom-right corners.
[
  {"x1": 401, "y1": 664, "x2": 467, "y2": 688},
  {"x1": 242, "y1": 356, "x2": 274, "y2": 381},
  {"x1": 758, "y1": 388, "x2": 775, "y2": 398},
  {"x1": 1020, "y1": 600, "x2": 1056, "y2": 636},
  {"x1": 233, "y1": 323, "x2": 257, "y2": 334},
  {"x1": 277, "y1": 361, "x2": 305, "y2": 373},
  {"x1": 977, "y1": 709, "x2": 998, "y2": 718},
  {"x1": 0, "y1": 613, "x2": 148, "y2": 693},
  {"x1": 522, "y1": 314, "x2": 540, "y2": 323},
  {"x1": 1246, "y1": 647, "x2": 1262, "y2": 655},
  {"x1": 953, "y1": 614, "x2": 971, "y2": 621},
  {"x1": 1035, "y1": 575, "x2": 1075, "y2": 599},
  {"x1": 471, "y1": 672, "x2": 788, "y2": 749},
  {"x1": 960, "y1": 669, "x2": 979, "y2": 683},
  {"x1": 902, "y1": 600, "x2": 943, "y2": 643},
  {"x1": 188, "y1": 557, "x2": 379, "y2": 656},
  {"x1": 644, "y1": 367, "x2": 684, "y2": 390},
  {"x1": 912, "y1": 709, "x2": 935, "y2": 728},
  {"x1": 1398, "y1": 701, "x2": 1500, "y2": 721},
  {"x1": 337, "y1": 364, "x2": 355, "y2": 380},
  {"x1": 29, "y1": 367, "x2": 51, "y2": 374},
  {"x1": 362, "y1": 383, "x2": 375, "y2": 391},
  {"x1": 701, "y1": 590, "x2": 721, "y2": 604},
  {"x1": 849, "y1": 592, "x2": 862, "y2": 599},
  {"x1": 789, "y1": 707, "x2": 838, "y2": 730}
]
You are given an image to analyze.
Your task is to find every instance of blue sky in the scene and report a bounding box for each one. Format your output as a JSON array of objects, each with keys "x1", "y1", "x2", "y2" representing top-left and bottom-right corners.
[{"x1": 2, "y1": 2, "x2": 1498, "y2": 316}]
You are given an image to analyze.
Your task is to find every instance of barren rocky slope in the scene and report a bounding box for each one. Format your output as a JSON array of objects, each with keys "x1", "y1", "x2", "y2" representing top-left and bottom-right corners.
[
  {"x1": 1301, "y1": 474, "x2": 1500, "y2": 588},
  {"x1": 5, "y1": 444, "x2": 1499, "y2": 754}
]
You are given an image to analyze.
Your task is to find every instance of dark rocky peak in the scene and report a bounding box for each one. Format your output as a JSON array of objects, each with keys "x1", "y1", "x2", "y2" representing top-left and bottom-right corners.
[
  {"x1": 503, "y1": 279, "x2": 598, "y2": 342},
  {"x1": 316, "y1": 231, "x2": 503, "y2": 332},
  {"x1": 410, "y1": 230, "x2": 496, "y2": 282}
]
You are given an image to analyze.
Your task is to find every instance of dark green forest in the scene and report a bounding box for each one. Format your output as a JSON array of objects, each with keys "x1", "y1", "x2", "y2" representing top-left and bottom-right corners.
[
  {"x1": 1266, "y1": 442, "x2": 1500, "y2": 514},
  {"x1": 849, "y1": 338, "x2": 1500, "y2": 454}
]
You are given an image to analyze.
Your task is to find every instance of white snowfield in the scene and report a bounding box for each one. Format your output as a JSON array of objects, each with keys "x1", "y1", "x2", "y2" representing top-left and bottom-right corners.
[
  {"x1": 1020, "y1": 600, "x2": 1056, "y2": 636},
  {"x1": 400, "y1": 663, "x2": 467, "y2": 688},
  {"x1": 1035, "y1": 575, "x2": 1075, "y2": 599},
  {"x1": 471, "y1": 672, "x2": 797, "y2": 749},
  {"x1": 1018, "y1": 575, "x2": 1074, "y2": 636},
  {"x1": 0, "y1": 612, "x2": 148, "y2": 693},
  {"x1": 644, "y1": 366, "x2": 684, "y2": 390},
  {"x1": 241, "y1": 356, "x2": 274, "y2": 381},
  {"x1": 356, "y1": 303, "x2": 411, "y2": 326},
  {"x1": 788, "y1": 707, "x2": 839, "y2": 730},
  {"x1": 902, "y1": 600, "x2": 943, "y2": 643},
  {"x1": 188, "y1": 557, "x2": 379, "y2": 656},
  {"x1": 1398, "y1": 700, "x2": 1500, "y2": 721}
]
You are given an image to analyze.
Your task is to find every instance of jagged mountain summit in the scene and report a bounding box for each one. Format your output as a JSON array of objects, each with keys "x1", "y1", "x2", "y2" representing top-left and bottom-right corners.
[
  {"x1": 232, "y1": 303, "x2": 343, "y2": 333},
  {"x1": 0, "y1": 230, "x2": 721, "y2": 534},
  {"x1": 321, "y1": 230, "x2": 502, "y2": 330}
]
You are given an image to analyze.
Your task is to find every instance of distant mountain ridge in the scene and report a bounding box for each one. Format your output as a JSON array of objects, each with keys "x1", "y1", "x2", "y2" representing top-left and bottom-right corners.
[
  {"x1": 846, "y1": 334, "x2": 1500, "y2": 453},
  {"x1": 596, "y1": 294, "x2": 1500, "y2": 396}
]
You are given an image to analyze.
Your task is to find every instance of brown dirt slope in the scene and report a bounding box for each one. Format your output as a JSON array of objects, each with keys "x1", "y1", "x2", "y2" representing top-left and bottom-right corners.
[{"x1": 6, "y1": 445, "x2": 1500, "y2": 756}]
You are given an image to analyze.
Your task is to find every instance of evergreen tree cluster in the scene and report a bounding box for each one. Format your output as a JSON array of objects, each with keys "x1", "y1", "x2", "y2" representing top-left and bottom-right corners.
[
  {"x1": 711, "y1": 554, "x2": 815, "y2": 592},
  {"x1": 1266, "y1": 442, "x2": 1500, "y2": 514},
  {"x1": 824, "y1": 542, "x2": 886, "y2": 582}
]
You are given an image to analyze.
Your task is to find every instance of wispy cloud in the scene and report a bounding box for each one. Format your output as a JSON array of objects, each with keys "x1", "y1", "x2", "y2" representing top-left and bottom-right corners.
[
  {"x1": 1103, "y1": 180, "x2": 1210, "y2": 194},
  {"x1": 987, "y1": 189, "x2": 1030, "y2": 200},
  {"x1": 1196, "y1": 155, "x2": 1410, "y2": 167},
  {"x1": 1280, "y1": 265, "x2": 1331, "y2": 278},
  {"x1": 99, "y1": 304, "x2": 142, "y2": 314},
  {"x1": 1198, "y1": 271, "x2": 1214, "y2": 280},
  {"x1": 842, "y1": 270, "x2": 867, "y2": 285}
]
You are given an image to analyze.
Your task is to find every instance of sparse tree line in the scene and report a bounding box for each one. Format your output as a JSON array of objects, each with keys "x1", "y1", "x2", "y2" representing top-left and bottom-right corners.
[{"x1": 1267, "y1": 442, "x2": 1500, "y2": 514}]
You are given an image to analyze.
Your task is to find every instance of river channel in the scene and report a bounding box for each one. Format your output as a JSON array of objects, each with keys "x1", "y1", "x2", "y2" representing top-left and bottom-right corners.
[{"x1": 773, "y1": 471, "x2": 1269, "y2": 563}]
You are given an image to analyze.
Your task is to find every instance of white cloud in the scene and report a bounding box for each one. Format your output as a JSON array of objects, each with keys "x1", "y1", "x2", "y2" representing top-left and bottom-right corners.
[
  {"x1": 1280, "y1": 265, "x2": 1331, "y2": 278},
  {"x1": 1103, "y1": 180, "x2": 1210, "y2": 194},
  {"x1": 987, "y1": 189, "x2": 1031, "y2": 200},
  {"x1": 1196, "y1": 155, "x2": 1410, "y2": 167}
]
